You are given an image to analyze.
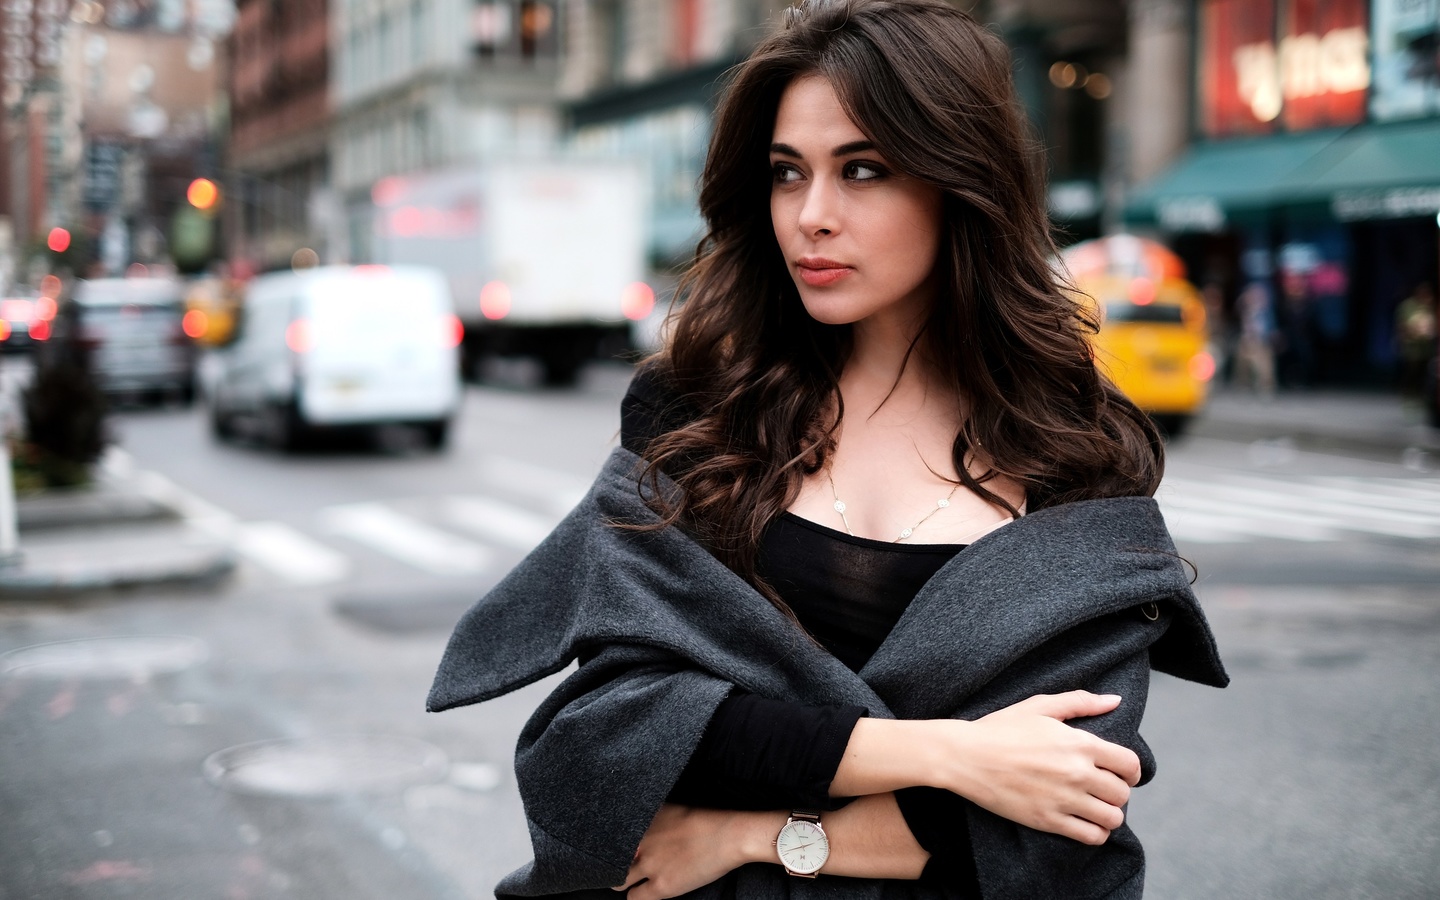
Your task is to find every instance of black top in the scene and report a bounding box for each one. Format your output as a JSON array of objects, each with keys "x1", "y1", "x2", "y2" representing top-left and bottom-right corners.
[{"x1": 622, "y1": 365, "x2": 979, "y2": 889}]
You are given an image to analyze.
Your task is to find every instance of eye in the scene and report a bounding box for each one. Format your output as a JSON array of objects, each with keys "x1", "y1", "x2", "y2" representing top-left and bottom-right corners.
[
  {"x1": 771, "y1": 162, "x2": 803, "y2": 185},
  {"x1": 844, "y1": 161, "x2": 886, "y2": 181}
]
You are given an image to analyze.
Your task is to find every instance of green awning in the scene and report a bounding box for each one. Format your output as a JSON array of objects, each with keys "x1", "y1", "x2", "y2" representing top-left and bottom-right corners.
[
  {"x1": 1126, "y1": 129, "x2": 1346, "y2": 229},
  {"x1": 1126, "y1": 120, "x2": 1440, "y2": 230},
  {"x1": 1281, "y1": 119, "x2": 1440, "y2": 220}
]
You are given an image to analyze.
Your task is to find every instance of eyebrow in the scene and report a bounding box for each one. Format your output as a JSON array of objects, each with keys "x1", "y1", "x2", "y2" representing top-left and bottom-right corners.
[{"x1": 769, "y1": 140, "x2": 877, "y2": 158}]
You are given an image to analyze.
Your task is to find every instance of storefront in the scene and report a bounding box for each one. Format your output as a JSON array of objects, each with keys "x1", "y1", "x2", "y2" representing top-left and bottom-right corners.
[{"x1": 1128, "y1": 0, "x2": 1440, "y2": 386}]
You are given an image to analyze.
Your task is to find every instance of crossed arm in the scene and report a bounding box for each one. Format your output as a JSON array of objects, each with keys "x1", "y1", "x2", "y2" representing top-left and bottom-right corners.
[{"x1": 615, "y1": 690, "x2": 1142, "y2": 900}]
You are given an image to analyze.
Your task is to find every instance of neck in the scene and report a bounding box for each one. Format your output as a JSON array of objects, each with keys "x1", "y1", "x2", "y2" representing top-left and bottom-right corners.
[{"x1": 842, "y1": 311, "x2": 940, "y2": 416}]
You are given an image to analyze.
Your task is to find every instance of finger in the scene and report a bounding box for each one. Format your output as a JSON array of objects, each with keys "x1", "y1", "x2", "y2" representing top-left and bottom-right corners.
[
  {"x1": 627, "y1": 879, "x2": 659, "y2": 900},
  {"x1": 1092, "y1": 740, "x2": 1143, "y2": 786},
  {"x1": 1060, "y1": 816, "x2": 1112, "y2": 846},
  {"x1": 1086, "y1": 770, "x2": 1132, "y2": 809},
  {"x1": 1072, "y1": 795, "x2": 1126, "y2": 832},
  {"x1": 1021, "y1": 690, "x2": 1123, "y2": 721}
]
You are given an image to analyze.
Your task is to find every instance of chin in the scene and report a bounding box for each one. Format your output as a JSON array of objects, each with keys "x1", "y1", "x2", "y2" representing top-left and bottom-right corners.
[{"x1": 797, "y1": 295, "x2": 869, "y2": 327}]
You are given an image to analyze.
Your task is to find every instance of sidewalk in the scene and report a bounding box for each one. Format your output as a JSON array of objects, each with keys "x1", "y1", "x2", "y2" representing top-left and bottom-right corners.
[
  {"x1": 1190, "y1": 387, "x2": 1440, "y2": 459},
  {"x1": 0, "y1": 450, "x2": 235, "y2": 597}
]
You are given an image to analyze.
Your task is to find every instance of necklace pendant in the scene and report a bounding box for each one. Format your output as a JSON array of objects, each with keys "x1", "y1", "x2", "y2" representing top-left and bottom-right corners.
[
  {"x1": 898, "y1": 527, "x2": 913, "y2": 539},
  {"x1": 937, "y1": 498, "x2": 950, "y2": 508},
  {"x1": 833, "y1": 500, "x2": 847, "y2": 513}
]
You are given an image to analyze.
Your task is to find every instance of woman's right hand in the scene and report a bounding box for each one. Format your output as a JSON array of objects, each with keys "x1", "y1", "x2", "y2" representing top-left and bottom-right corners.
[
  {"x1": 933, "y1": 692, "x2": 1141, "y2": 845},
  {"x1": 831, "y1": 691, "x2": 1140, "y2": 846}
]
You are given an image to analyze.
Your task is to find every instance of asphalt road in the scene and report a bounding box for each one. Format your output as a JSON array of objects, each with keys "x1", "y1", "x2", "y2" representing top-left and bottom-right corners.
[{"x1": 2, "y1": 362, "x2": 1437, "y2": 899}]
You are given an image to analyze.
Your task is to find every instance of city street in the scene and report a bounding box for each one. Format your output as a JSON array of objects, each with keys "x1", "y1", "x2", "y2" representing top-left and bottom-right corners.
[{"x1": 2, "y1": 363, "x2": 1438, "y2": 900}]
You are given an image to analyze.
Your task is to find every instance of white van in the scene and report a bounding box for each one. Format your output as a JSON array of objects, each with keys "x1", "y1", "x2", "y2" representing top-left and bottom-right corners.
[{"x1": 208, "y1": 265, "x2": 462, "y2": 450}]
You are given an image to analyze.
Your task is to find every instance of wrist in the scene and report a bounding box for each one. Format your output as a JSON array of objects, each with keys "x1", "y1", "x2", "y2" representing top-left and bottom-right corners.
[
  {"x1": 833, "y1": 719, "x2": 947, "y2": 796},
  {"x1": 731, "y1": 810, "x2": 789, "y2": 867}
]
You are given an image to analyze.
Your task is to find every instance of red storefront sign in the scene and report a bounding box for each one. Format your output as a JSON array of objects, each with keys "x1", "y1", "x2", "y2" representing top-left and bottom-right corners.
[
  {"x1": 1200, "y1": 0, "x2": 1370, "y2": 137},
  {"x1": 1201, "y1": 0, "x2": 1278, "y2": 137},
  {"x1": 1279, "y1": 0, "x2": 1369, "y2": 130}
]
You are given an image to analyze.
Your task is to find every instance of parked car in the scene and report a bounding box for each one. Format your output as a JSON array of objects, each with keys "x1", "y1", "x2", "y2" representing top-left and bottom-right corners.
[
  {"x1": 207, "y1": 265, "x2": 463, "y2": 450},
  {"x1": 66, "y1": 277, "x2": 197, "y2": 403},
  {"x1": 0, "y1": 293, "x2": 57, "y2": 352}
]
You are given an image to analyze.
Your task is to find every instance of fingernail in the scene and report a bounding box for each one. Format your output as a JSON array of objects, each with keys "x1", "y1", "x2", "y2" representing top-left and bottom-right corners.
[{"x1": 1099, "y1": 694, "x2": 1122, "y2": 701}]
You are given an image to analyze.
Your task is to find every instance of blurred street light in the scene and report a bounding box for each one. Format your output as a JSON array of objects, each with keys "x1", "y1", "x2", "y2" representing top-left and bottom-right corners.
[
  {"x1": 46, "y1": 229, "x2": 71, "y2": 253},
  {"x1": 187, "y1": 178, "x2": 221, "y2": 213}
]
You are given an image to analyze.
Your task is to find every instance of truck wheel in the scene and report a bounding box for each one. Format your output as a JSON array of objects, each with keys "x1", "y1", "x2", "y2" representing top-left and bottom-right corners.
[
  {"x1": 540, "y1": 354, "x2": 582, "y2": 388},
  {"x1": 421, "y1": 419, "x2": 451, "y2": 451},
  {"x1": 210, "y1": 404, "x2": 236, "y2": 441},
  {"x1": 268, "y1": 402, "x2": 309, "y2": 453}
]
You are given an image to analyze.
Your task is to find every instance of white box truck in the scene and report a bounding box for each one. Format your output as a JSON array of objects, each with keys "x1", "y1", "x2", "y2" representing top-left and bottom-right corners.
[{"x1": 369, "y1": 159, "x2": 652, "y2": 385}]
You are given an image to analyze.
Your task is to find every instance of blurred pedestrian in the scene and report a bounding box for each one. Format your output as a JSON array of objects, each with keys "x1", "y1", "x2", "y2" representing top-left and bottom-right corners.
[
  {"x1": 430, "y1": 2, "x2": 1227, "y2": 898},
  {"x1": 1201, "y1": 281, "x2": 1233, "y2": 385},
  {"x1": 1395, "y1": 282, "x2": 1436, "y2": 407},
  {"x1": 1278, "y1": 270, "x2": 1317, "y2": 387},
  {"x1": 1234, "y1": 281, "x2": 1278, "y2": 399}
]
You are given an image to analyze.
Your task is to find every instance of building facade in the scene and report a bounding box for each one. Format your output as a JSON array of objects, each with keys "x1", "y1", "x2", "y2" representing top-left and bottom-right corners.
[
  {"x1": 331, "y1": 0, "x2": 563, "y2": 263},
  {"x1": 1127, "y1": 0, "x2": 1440, "y2": 385},
  {"x1": 2, "y1": 1, "x2": 232, "y2": 284},
  {"x1": 227, "y1": 0, "x2": 333, "y2": 272}
]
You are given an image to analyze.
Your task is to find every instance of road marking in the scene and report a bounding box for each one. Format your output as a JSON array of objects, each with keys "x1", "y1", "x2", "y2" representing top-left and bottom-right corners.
[
  {"x1": 318, "y1": 503, "x2": 493, "y2": 575},
  {"x1": 1159, "y1": 472, "x2": 1440, "y2": 543},
  {"x1": 478, "y1": 456, "x2": 591, "y2": 515},
  {"x1": 442, "y1": 496, "x2": 557, "y2": 551},
  {"x1": 1156, "y1": 493, "x2": 1340, "y2": 542},
  {"x1": 235, "y1": 522, "x2": 352, "y2": 585}
]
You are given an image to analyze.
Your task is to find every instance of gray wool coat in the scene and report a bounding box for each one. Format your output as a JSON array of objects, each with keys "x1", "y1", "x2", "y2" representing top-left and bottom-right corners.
[{"x1": 429, "y1": 447, "x2": 1229, "y2": 900}]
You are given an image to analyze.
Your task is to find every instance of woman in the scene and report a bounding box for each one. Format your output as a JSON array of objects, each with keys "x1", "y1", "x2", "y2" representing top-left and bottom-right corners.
[{"x1": 430, "y1": 1, "x2": 1227, "y2": 898}]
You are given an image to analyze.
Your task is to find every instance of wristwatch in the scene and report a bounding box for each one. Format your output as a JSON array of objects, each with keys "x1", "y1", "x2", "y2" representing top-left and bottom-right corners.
[{"x1": 775, "y1": 810, "x2": 829, "y2": 878}]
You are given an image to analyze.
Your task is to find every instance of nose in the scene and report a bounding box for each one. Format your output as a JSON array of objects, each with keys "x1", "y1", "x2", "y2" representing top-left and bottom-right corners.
[{"x1": 796, "y1": 179, "x2": 839, "y2": 237}]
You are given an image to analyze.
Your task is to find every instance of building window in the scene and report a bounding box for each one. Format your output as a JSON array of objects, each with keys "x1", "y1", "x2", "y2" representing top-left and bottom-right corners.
[{"x1": 471, "y1": 0, "x2": 557, "y2": 60}]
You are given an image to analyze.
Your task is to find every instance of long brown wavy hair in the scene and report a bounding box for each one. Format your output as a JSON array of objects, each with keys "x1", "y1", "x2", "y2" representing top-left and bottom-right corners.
[{"x1": 638, "y1": 0, "x2": 1164, "y2": 594}]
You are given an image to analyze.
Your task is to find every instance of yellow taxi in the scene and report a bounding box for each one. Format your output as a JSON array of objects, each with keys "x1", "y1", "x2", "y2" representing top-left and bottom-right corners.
[
  {"x1": 183, "y1": 276, "x2": 244, "y2": 346},
  {"x1": 1061, "y1": 237, "x2": 1214, "y2": 436}
]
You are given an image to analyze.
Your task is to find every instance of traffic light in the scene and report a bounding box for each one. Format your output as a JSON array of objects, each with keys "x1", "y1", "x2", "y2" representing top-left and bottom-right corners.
[
  {"x1": 46, "y1": 227, "x2": 71, "y2": 253},
  {"x1": 187, "y1": 178, "x2": 221, "y2": 213}
]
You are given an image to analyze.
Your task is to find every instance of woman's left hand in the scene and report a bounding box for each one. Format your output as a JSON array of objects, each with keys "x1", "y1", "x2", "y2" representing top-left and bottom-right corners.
[{"x1": 613, "y1": 804, "x2": 777, "y2": 900}]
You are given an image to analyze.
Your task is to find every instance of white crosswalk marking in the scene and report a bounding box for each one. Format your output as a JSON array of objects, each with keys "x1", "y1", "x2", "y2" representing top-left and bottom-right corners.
[
  {"x1": 317, "y1": 503, "x2": 494, "y2": 575},
  {"x1": 1159, "y1": 473, "x2": 1440, "y2": 544},
  {"x1": 234, "y1": 522, "x2": 352, "y2": 585},
  {"x1": 442, "y1": 496, "x2": 558, "y2": 551}
]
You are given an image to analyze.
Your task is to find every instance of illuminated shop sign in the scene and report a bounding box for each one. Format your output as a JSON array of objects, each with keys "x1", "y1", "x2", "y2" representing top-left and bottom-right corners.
[{"x1": 1201, "y1": 0, "x2": 1369, "y2": 137}]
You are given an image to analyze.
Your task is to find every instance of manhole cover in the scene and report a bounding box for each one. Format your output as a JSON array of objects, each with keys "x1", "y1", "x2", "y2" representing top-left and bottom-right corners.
[
  {"x1": 204, "y1": 734, "x2": 449, "y2": 797},
  {"x1": 0, "y1": 635, "x2": 209, "y2": 680}
]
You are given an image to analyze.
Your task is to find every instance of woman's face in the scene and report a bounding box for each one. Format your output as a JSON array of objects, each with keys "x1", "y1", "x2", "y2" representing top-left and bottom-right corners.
[{"x1": 769, "y1": 75, "x2": 945, "y2": 331}]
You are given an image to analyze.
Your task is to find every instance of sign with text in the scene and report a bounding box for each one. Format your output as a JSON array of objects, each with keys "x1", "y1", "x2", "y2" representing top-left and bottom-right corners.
[{"x1": 1200, "y1": 0, "x2": 1370, "y2": 136}]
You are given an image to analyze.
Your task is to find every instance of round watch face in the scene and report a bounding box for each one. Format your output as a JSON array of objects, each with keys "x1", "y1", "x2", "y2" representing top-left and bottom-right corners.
[{"x1": 776, "y1": 820, "x2": 829, "y2": 875}]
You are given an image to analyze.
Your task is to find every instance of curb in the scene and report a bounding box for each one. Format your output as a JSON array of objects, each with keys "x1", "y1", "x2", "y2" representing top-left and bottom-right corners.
[{"x1": 0, "y1": 544, "x2": 236, "y2": 597}]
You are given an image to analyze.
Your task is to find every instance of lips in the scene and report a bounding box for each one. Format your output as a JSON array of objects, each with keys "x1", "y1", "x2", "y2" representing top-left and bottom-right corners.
[{"x1": 795, "y1": 258, "x2": 854, "y2": 287}]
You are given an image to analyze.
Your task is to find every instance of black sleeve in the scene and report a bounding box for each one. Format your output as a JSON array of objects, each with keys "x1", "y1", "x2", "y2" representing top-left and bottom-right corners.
[
  {"x1": 895, "y1": 786, "x2": 981, "y2": 892},
  {"x1": 667, "y1": 691, "x2": 866, "y2": 812}
]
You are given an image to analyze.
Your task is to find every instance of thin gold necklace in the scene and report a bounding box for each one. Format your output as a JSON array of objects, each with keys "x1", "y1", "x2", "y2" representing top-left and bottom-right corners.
[{"x1": 826, "y1": 469, "x2": 961, "y2": 542}]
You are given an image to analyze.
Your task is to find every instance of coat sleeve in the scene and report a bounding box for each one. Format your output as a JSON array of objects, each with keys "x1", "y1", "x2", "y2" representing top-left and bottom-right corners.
[
  {"x1": 952, "y1": 601, "x2": 1177, "y2": 900},
  {"x1": 496, "y1": 642, "x2": 735, "y2": 898}
]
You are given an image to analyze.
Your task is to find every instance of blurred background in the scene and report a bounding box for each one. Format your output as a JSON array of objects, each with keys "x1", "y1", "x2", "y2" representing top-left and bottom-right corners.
[{"x1": 0, "y1": 1, "x2": 1437, "y2": 898}]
